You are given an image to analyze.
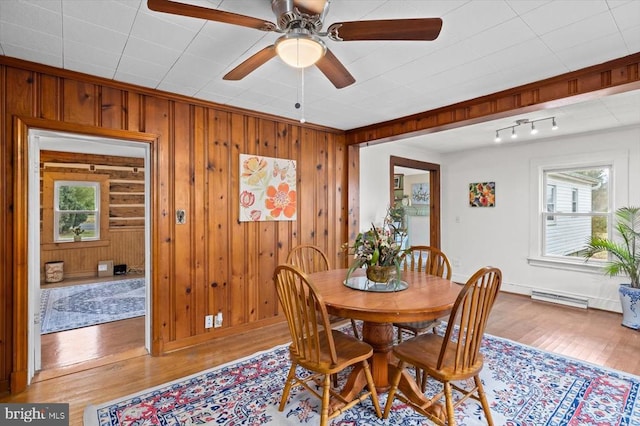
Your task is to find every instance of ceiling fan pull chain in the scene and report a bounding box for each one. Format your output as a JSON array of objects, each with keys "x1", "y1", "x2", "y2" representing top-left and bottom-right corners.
[{"x1": 300, "y1": 67, "x2": 306, "y2": 123}]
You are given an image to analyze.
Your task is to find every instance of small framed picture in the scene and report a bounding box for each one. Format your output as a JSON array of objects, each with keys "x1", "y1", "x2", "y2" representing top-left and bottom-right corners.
[
  {"x1": 469, "y1": 182, "x2": 495, "y2": 207},
  {"x1": 394, "y1": 174, "x2": 403, "y2": 190}
]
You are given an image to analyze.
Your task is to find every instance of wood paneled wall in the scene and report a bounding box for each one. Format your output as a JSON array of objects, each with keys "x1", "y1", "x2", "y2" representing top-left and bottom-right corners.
[{"x1": 0, "y1": 56, "x2": 355, "y2": 393}]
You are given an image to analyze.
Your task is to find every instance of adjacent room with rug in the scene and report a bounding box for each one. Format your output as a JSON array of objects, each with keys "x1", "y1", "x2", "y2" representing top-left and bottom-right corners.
[
  {"x1": 83, "y1": 325, "x2": 640, "y2": 425},
  {"x1": 40, "y1": 278, "x2": 146, "y2": 334}
]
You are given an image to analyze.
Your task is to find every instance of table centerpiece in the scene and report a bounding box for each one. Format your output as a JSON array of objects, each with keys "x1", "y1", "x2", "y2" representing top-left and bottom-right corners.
[{"x1": 343, "y1": 208, "x2": 408, "y2": 288}]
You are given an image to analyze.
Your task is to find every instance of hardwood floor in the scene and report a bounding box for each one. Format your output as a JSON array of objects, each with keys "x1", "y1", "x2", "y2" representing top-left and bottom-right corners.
[
  {"x1": 1, "y1": 292, "x2": 639, "y2": 426},
  {"x1": 38, "y1": 273, "x2": 146, "y2": 378}
]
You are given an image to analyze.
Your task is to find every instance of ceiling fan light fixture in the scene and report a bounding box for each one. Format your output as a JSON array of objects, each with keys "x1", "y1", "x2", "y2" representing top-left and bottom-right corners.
[{"x1": 275, "y1": 33, "x2": 326, "y2": 68}]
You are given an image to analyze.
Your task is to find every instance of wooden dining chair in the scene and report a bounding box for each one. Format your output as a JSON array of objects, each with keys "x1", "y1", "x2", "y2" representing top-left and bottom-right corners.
[
  {"x1": 383, "y1": 266, "x2": 502, "y2": 426},
  {"x1": 394, "y1": 245, "x2": 452, "y2": 343},
  {"x1": 287, "y1": 244, "x2": 360, "y2": 339},
  {"x1": 273, "y1": 264, "x2": 382, "y2": 426}
]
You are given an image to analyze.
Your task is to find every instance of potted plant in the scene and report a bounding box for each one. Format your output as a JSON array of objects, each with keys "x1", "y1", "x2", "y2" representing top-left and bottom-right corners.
[
  {"x1": 72, "y1": 226, "x2": 85, "y2": 242},
  {"x1": 584, "y1": 206, "x2": 640, "y2": 329},
  {"x1": 343, "y1": 207, "x2": 409, "y2": 286}
]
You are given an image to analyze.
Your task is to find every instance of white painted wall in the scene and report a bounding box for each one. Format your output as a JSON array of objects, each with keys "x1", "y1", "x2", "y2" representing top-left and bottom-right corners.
[
  {"x1": 359, "y1": 143, "x2": 443, "y2": 227},
  {"x1": 359, "y1": 125, "x2": 640, "y2": 312}
]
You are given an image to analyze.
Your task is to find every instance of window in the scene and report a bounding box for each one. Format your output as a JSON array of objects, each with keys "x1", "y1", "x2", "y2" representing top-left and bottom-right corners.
[
  {"x1": 541, "y1": 167, "x2": 610, "y2": 259},
  {"x1": 54, "y1": 181, "x2": 100, "y2": 242},
  {"x1": 546, "y1": 184, "x2": 556, "y2": 222}
]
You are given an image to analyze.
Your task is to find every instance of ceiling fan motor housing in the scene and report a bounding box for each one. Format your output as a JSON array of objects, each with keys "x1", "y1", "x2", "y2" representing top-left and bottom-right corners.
[{"x1": 271, "y1": 0, "x2": 328, "y2": 32}]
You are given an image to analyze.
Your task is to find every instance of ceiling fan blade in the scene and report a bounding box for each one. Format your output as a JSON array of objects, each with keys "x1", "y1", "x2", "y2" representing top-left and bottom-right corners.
[
  {"x1": 147, "y1": 0, "x2": 276, "y2": 31},
  {"x1": 327, "y1": 18, "x2": 443, "y2": 41},
  {"x1": 223, "y1": 45, "x2": 277, "y2": 81},
  {"x1": 293, "y1": 0, "x2": 327, "y2": 15},
  {"x1": 315, "y1": 49, "x2": 355, "y2": 89}
]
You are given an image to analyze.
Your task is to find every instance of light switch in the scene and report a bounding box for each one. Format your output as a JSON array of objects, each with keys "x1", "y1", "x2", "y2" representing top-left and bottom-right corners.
[{"x1": 176, "y1": 209, "x2": 186, "y2": 224}]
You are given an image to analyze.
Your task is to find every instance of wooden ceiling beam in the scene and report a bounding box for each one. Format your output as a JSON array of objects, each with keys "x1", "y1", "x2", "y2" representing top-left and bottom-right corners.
[{"x1": 345, "y1": 52, "x2": 640, "y2": 146}]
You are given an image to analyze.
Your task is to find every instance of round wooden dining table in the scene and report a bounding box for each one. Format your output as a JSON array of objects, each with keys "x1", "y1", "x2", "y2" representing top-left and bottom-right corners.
[{"x1": 308, "y1": 267, "x2": 463, "y2": 399}]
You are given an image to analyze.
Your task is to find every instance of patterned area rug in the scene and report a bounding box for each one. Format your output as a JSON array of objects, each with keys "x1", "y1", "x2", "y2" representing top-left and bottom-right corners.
[
  {"x1": 40, "y1": 278, "x2": 145, "y2": 334},
  {"x1": 83, "y1": 326, "x2": 640, "y2": 425}
]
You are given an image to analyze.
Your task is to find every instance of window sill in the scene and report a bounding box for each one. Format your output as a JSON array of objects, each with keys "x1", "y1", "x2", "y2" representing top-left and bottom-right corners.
[
  {"x1": 42, "y1": 240, "x2": 110, "y2": 251},
  {"x1": 527, "y1": 256, "x2": 604, "y2": 274}
]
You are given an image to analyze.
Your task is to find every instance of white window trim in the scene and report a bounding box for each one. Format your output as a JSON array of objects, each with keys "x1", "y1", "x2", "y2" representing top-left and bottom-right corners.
[{"x1": 528, "y1": 149, "x2": 629, "y2": 271}]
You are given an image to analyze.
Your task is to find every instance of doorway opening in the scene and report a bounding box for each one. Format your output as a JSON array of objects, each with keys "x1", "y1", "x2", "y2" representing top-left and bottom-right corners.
[
  {"x1": 28, "y1": 129, "x2": 152, "y2": 382},
  {"x1": 389, "y1": 156, "x2": 441, "y2": 249}
]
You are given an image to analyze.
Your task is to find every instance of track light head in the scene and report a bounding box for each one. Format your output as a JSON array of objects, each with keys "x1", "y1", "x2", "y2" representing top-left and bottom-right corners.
[
  {"x1": 494, "y1": 131, "x2": 501, "y2": 143},
  {"x1": 511, "y1": 127, "x2": 517, "y2": 139},
  {"x1": 552, "y1": 118, "x2": 558, "y2": 130},
  {"x1": 530, "y1": 123, "x2": 538, "y2": 135}
]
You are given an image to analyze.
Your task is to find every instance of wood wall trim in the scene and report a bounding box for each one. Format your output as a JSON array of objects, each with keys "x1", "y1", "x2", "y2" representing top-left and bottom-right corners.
[
  {"x1": 0, "y1": 55, "x2": 344, "y2": 135},
  {"x1": 346, "y1": 52, "x2": 640, "y2": 145}
]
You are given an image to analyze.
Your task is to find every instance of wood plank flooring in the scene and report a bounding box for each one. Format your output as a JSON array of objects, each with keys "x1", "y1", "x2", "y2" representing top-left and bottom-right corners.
[{"x1": 2, "y1": 292, "x2": 639, "y2": 426}]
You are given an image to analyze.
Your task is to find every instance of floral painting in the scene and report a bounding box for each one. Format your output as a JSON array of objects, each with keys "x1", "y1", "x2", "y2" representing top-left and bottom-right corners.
[
  {"x1": 239, "y1": 154, "x2": 297, "y2": 222},
  {"x1": 469, "y1": 182, "x2": 495, "y2": 207}
]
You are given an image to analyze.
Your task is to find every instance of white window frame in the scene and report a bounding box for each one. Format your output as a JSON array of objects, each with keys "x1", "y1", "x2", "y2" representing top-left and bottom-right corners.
[
  {"x1": 571, "y1": 188, "x2": 579, "y2": 213},
  {"x1": 53, "y1": 180, "x2": 101, "y2": 242},
  {"x1": 546, "y1": 184, "x2": 556, "y2": 223},
  {"x1": 528, "y1": 150, "x2": 628, "y2": 272}
]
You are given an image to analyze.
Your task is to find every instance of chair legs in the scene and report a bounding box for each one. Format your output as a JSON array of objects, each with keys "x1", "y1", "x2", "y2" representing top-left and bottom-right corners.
[
  {"x1": 350, "y1": 319, "x2": 360, "y2": 339},
  {"x1": 475, "y1": 375, "x2": 494, "y2": 426},
  {"x1": 278, "y1": 363, "x2": 298, "y2": 412},
  {"x1": 279, "y1": 359, "x2": 381, "y2": 424},
  {"x1": 384, "y1": 366, "x2": 493, "y2": 426}
]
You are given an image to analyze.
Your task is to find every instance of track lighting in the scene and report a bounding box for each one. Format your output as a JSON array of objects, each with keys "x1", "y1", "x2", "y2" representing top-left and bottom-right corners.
[{"x1": 493, "y1": 117, "x2": 558, "y2": 143}]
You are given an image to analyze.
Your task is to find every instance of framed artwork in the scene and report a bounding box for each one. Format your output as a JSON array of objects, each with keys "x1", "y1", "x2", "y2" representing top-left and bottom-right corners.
[
  {"x1": 239, "y1": 154, "x2": 297, "y2": 222},
  {"x1": 394, "y1": 174, "x2": 403, "y2": 190},
  {"x1": 411, "y1": 183, "x2": 429, "y2": 205},
  {"x1": 469, "y1": 182, "x2": 495, "y2": 207}
]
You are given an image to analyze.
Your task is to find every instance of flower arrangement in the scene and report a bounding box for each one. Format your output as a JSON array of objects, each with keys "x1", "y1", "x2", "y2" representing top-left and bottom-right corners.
[{"x1": 344, "y1": 208, "x2": 408, "y2": 283}]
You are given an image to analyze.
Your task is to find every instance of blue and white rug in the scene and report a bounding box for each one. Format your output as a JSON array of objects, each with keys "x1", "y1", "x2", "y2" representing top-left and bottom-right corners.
[
  {"x1": 83, "y1": 325, "x2": 640, "y2": 425},
  {"x1": 40, "y1": 278, "x2": 146, "y2": 334}
]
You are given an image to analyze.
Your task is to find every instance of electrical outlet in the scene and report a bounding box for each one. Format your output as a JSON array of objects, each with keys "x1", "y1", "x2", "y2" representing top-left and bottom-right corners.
[
  {"x1": 214, "y1": 312, "x2": 223, "y2": 328},
  {"x1": 205, "y1": 314, "x2": 213, "y2": 329},
  {"x1": 453, "y1": 259, "x2": 461, "y2": 268}
]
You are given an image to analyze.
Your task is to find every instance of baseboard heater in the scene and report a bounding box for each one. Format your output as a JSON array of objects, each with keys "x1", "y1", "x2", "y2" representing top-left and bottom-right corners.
[{"x1": 530, "y1": 290, "x2": 589, "y2": 309}]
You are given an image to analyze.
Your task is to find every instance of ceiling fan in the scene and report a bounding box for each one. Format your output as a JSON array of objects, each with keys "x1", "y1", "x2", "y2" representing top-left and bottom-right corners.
[{"x1": 147, "y1": 0, "x2": 443, "y2": 89}]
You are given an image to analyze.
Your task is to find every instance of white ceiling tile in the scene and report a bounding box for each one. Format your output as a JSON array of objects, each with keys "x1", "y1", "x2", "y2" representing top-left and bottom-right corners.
[
  {"x1": 555, "y1": 32, "x2": 629, "y2": 70},
  {"x1": 459, "y1": 17, "x2": 537, "y2": 58},
  {"x1": 64, "y1": 39, "x2": 121, "y2": 70},
  {"x1": 63, "y1": 17, "x2": 129, "y2": 54},
  {"x1": 541, "y1": 11, "x2": 619, "y2": 51},
  {"x1": 610, "y1": 1, "x2": 640, "y2": 31},
  {"x1": 62, "y1": 0, "x2": 139, "y2": 34},
  {"x1": 621, "y1": 25, "x2": 640, "y2": 52},
  {"x1": 0, "y1": 43, "x2": 63, "y2": 68},
  {"x1": 114, "y1": 69, "x2": 163, "y2": 89},
  {"x1": 0, "y1": 0, "x2": 62, "y2": 37},
  {"x1": 121, "y1": 36, "x2": 182, "y2": 67},
  {"x1": 520, "y1": 0, "x2": 609, "y2": 35},
  {"x1": 116, "y1": 55, "x2": 170, "y2": 82},
  {"x1": 0, "y1": 22, "x2": 63, "y2": 56},
  {"x1": 64, "y1": 58, "x2": 117, "y2": 80},
  {"x1": 131, "y1": 9, "x2": 202, "y2": 50},
  {"x1": 439, "y1": 1, "x2": 517, "y2": 40}
]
